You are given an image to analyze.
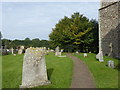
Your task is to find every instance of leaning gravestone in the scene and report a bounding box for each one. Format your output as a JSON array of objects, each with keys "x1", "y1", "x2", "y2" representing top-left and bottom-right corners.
[{"x1": 20, "y1": 48, "x2": 50, "y2": 88}]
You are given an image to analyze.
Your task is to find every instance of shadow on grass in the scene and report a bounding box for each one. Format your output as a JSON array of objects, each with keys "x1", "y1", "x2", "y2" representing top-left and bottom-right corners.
[{"x1": 47, "y1": 68, "x2": 54, "y2": 80}]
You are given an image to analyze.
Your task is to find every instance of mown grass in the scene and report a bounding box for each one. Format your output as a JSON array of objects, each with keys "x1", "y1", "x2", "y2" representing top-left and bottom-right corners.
[
  {"x1": 2, "y1": 54, "x2": 23, "y2": 88},
  {"x1": 74, "y1": 53, "x2": 119, "y2": 88},
  {"x1": 2, "y1": 53, "x2": 73, "y2": 88}
]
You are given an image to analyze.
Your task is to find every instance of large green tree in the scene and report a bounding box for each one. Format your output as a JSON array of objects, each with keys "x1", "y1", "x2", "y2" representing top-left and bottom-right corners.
[{"x1": 49, "y1": 12, "x2": 99, "y2": 53}]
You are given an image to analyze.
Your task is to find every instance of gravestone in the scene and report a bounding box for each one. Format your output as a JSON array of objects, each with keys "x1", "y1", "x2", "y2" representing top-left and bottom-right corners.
[
  {"x1": 84, "y1": 53, "x2": 87, "y2": 57},
  {"x1": 13, "y1": 54, "x2": 16, "y2": 56},
  {"x1": 96, "y1": 53, "x2": 99, "y2": 60},
  {"x1": 55, "y1": 46, "x2": 61, "y2": 56},
  {"x1": 61, "y1": 49, "x2": 64, "y2": 52},
  {"x1": 43, "y1": 47, "x2": 46, "y2": 50},
  {"x1": 108, "y1": 60, "x2": 115, "y2": 68},
  {"x1": 76, "y1": 51, "x2": 79, "y2": 54},
  {"x1": 50, "y1": 49, "x2": 54, "y2": 52},
  {"x1": 6, "y1": 49, "x2": 9, "y2": 52},
  {"x1": 18, "y1": 49, "x2": 23, "y2": 54},
  {"x1": 18, "y1": 46, "x2": 24, "y2": 54},
  {"x1": 48, "y1": 48, "x2": 50, "y2": 51},
  {"x1": 99, "y1": 50, "x2": 104, "y2": 62},
  {"x1": 11, "y1": 48, "x2": 14, "y2": 54},
  {"x1": 20, "y1": 48, "x2": 50, "y2": 88},
  {"x1": 20, "y1": 46, "x2": 25, "y2": 49}
]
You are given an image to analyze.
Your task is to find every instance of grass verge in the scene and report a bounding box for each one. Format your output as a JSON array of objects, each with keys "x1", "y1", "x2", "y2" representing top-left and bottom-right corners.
[{"x1": 74, "y1": 53, "x2": 119, "y2": 88}]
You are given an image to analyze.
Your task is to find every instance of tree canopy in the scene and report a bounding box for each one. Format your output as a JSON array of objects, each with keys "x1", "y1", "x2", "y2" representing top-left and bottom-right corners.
[
  {"x1": 49, "y1": 12, "x2": 99, "y2": 53},
  {"x1": 1, "y1": 38, "x2": 50, "y2": 49}
]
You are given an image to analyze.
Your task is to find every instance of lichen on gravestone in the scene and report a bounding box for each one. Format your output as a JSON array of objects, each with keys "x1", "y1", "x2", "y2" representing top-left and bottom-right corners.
[{"x1": 20, "y1": 48, "x2": 50, "y2": 88}]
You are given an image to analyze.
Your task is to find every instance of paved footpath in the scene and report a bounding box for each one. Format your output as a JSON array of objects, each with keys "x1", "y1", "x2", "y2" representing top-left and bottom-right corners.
[{"x1": 67, "y1": 53, "x2": 96, "y2": 88}]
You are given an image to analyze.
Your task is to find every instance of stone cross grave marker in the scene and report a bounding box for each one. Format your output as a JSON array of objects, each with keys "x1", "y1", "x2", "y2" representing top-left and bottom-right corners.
[{"x1": 20, "y1": 48, "x2": 50, "y2": 88}]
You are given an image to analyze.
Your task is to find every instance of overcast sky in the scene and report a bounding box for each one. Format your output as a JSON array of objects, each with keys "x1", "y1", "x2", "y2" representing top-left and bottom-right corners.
[{"x1": 1, "y1": 2, "x2": 100, "y2": 40}]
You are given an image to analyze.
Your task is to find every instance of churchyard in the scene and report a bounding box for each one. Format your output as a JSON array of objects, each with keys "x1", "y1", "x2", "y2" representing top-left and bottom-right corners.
[
  {"x1": 2, "y1": 51, "x2": 119, "y2": 88},
  {"x1": 1, "y1": 0, "x2": 120, "y2": 89}
]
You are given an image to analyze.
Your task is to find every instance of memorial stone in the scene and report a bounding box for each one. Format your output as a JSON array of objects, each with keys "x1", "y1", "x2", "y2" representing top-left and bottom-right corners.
[
  {"x1": 108, "y1": 60, "x2": 115, "y2": 68},
  {"x1": 96, "y1": 53, "x2": 99, "y2": 60},
  {"x1": 99, "y1": 50, "x2": 104, "y2": 62},
  {"x1": 20, "y1": 48, "x2": 50, "y2": 88},
  {"x1": 76, "y1": 51, "x2": 79, "y2": 54},
  {"x1": 55, "y1": 46, "x2": 61, "y2": 56},
  {"x1": 84, "y1": 53, "x2": 87, "y2": 57},
  {"x1": 18, "y1": 46, "x2": 24, "y2": 54},
  {"x1": 11, "y1": 48, "x2": 14, "y2": 54}
]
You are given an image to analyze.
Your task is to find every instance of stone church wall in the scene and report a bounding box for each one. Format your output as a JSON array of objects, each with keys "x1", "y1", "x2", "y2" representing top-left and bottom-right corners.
[{"x1": 99, "y1": 1, "x2": 120, "y2": 59}]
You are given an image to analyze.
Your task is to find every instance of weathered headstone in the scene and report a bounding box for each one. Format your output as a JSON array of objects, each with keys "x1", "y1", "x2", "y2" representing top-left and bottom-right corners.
[
  {"x1": 18, "y1": 46, "x2": 24, "y2": 54},
  {"x1": 108, "y1": 60, "x2": 115, "y2": 68},
  {"x1": 89, "y1": 52, "x2": 91, "y2": 53},
  {"x1": 11, "y1": 48, "x2": 14, "y2": 54},
  {"x1": 55, "y1": 46, "x2": 61, "y2": 56},
  {"x1": 6, "y1": 49, "x2": 9, "y2": 52},
  {"x1": 20, "y1": 46, "x2": 24, "y2": 49},
  {"x1": 84, "y1": 53, "x2": 87, "y2": 57},
  {"x1": 50, "y1": 49, "x2": 54, "y2": 52},
  {"x1": 43, "y1": 47, "x2": 46, "y2": 50},
  {"x1": 18, "y1": 49, "x2": 23, "y2": 54},
  {"x1": 76, "y1": 51, "x2": 79, "y2": 54},
  {"x1": 99, "y1": 50, "x2": 104, "y2": 62},
  {"x1": 20, "y1": 48, "x2": 50, "y2": 88},
  {"x1": 13, "y1": 54, "x2": 16, "y2": 56},
  {"x1": 96, "y1": 53, "x2": 99, "y2": 60},
  {"x1": 61, "y1": 49, "x2": 64, "y2": 52}
]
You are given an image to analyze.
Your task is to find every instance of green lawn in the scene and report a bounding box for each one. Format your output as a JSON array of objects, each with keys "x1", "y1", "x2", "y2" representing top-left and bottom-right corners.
[
  {"x1": 74, "y1": 53, "x2": 119, "y2": 88},
  {"x1": 2, "y1": 53, "x2": 73, "y2": 88}
]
